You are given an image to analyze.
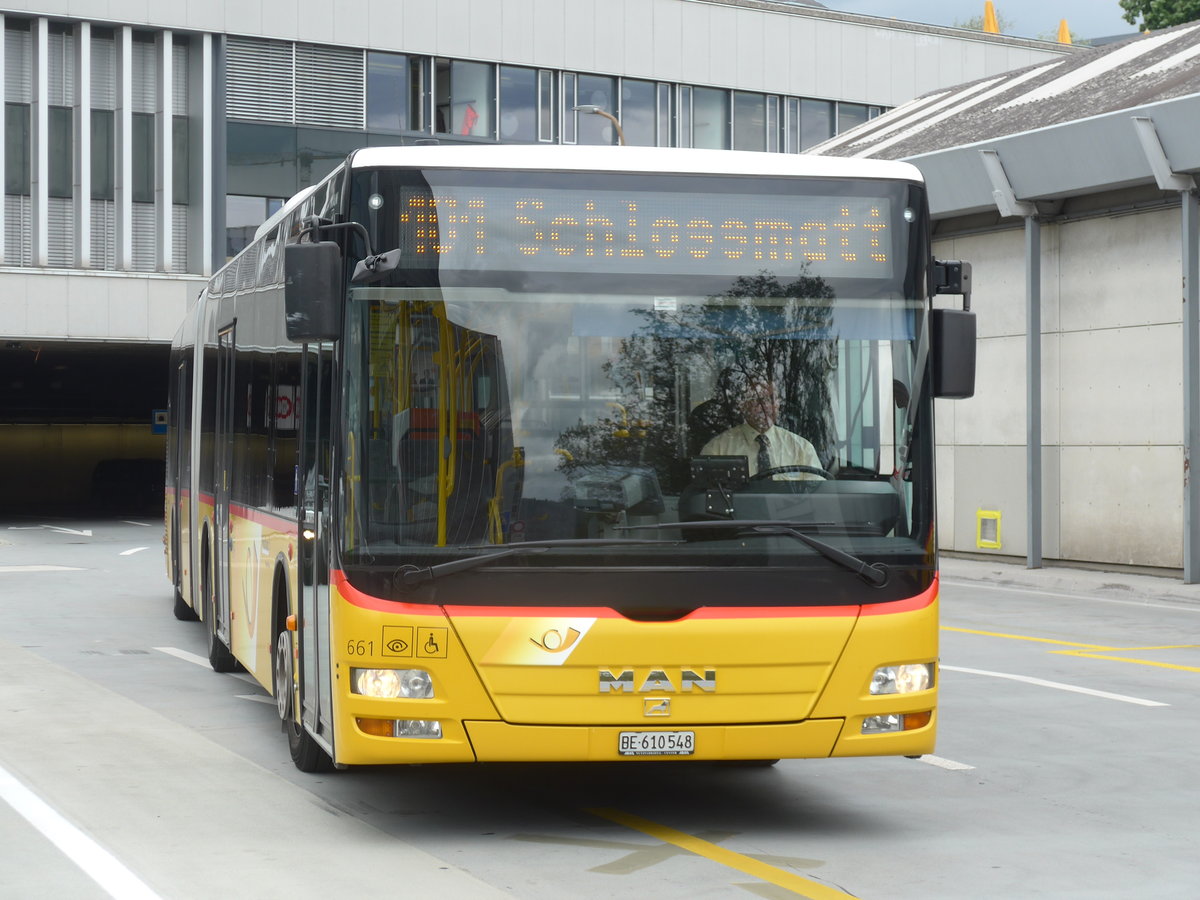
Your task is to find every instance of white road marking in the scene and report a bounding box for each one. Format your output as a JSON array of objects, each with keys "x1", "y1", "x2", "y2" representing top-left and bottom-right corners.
[
  {"x1": 941, "y1": 665, "x2": 1169, "y2": 707},
  {"x1": 0, "y1": 763, "x2": 162, "y2": 900},
  {"x1": 122, "y1": 521, "x2": 152, "y2": 527},
  {"x1": 918, "y1": 755, "x2": 975, "y2": 771},
  {"x1": 940, "y1": 577, "x2": 1200, "y2": 613},
  {"x1": 0, "y1": 565, "x2": 85, "y2": 574},
  {"x1": 42, "y1": 526, "x2": 93, "y2": 537},
  {"x1": 119, "y1": 547, "x2": 149, "y2": 557},
  {"x1": 153, "y1": 647, "x2": 259, "y2": 685}
]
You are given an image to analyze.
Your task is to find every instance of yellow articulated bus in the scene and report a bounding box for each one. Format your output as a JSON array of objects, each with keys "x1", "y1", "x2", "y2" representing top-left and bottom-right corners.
[{"x1": 165, "y1": 145, "x2": 975, "y2": 772}]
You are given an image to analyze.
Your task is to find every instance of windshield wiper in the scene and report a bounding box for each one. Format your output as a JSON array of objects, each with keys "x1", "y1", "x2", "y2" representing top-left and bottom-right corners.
[
  {"x1": 397, "y1": 537, "x2": 678, "y2": 588},
  {"x1": 618, "y1": 520, "x2": 888, "y2": 587}
]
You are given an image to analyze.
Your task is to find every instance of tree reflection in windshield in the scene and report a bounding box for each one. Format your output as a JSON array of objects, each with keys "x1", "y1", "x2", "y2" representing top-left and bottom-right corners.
[{"x1": 555, "y1": 270, "x2": 836, "y2": 494}]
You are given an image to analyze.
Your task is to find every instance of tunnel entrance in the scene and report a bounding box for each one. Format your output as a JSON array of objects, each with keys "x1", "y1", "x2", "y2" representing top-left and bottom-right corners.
[{"x1": 0, "y1": 340, "x2": 170, "y2": 516}]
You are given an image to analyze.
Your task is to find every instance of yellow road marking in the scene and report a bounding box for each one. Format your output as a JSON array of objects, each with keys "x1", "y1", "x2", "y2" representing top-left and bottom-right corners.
[
  {"x1": 586, "y1": 807, "x2": 854, "y2": 899},
  {"x1": 1052, "y1": 650, "x2": 1200, "y2": 673},
  {"x1": 943, "y1": 628, "x2": 1200, "y2": 672},
  {"x1": 941, "y1": 626, "x2": 1112, "y2": 649}
]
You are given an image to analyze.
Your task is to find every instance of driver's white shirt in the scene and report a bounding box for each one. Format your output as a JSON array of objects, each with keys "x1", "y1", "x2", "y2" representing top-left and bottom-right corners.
[{"x1": 700, "y1": 423, "x2": 821, "y2": 480}]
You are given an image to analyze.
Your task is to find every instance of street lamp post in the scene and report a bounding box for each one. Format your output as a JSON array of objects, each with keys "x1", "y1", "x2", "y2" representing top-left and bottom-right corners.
[{"x1": 573, "y1": 105, "x2": 626, "y2": 146}]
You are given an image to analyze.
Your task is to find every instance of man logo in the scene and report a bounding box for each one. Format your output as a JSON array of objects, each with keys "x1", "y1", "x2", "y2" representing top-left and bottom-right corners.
[
  {"x1": 530, "y1": 627, "x2": 582, "y2": 653},
  {"x1": 598, "y1": 668, "x2": 717, "y2": 693},
  {"x1": 644, "y1": 698, "x2": 671, "y2": 717}
]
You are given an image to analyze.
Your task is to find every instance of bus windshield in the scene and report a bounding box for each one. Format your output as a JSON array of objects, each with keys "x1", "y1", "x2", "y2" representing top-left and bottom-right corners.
[{"x1": 337, "y1": 167, "x2": 934, "y2": 583}]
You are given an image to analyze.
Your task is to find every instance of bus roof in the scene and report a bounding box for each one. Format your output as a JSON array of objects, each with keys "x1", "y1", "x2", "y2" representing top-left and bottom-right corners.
[{"x1": 348, "y1": 144, "x2": 923, "y2": 184}]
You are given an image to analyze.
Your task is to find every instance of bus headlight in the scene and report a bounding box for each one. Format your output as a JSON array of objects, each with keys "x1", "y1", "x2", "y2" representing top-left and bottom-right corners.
[
  {"x1": 351, "y1": 668, "x2": 435, "y2": 699},
  {"x1": 870, "y1": 663, "x2": 933, "y2": 695}
]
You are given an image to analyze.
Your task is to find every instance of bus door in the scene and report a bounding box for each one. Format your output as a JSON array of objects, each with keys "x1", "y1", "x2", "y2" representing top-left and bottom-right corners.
[
  {"x1": 213, "y1": 325, "x2": 235, "y2": 646},
  {"x1": 297, "y1": 341, "x2": 335, "y2": 753},
  {"x1": 172, "y1": 358, "x2": 190, "y2": 596}
]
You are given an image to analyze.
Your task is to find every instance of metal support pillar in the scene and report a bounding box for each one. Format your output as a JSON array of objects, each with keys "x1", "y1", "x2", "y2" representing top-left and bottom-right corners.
[
  {"x1": 1183, "y1": 191, "x2": 1199, "y2": 582},
  {"x1": 980, "y1": 149, "x2": 1042, "y2": 568},
  {"x1": 1025, "y1": 217, "x2": 1043, "y2": 569}
]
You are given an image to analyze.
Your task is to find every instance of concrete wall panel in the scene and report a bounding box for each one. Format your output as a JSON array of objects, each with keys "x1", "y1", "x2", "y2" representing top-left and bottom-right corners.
[
  {"x1": 592, "y1": 1, "x2": 625, "y2": 76},
  {"x1": 499, "y1": 0, "x2": 535, "y2": 63},
  {"x1": 706, "y1": 6, "x2": 737, "y2": 89},
  {"x1": 949, "y1": 334, "x2": 1026, "y2": 446},
  {"x1": 26, "y1": 276, "x2": 70, "y2": 339},
  {"x1": 624, "y1": 0, "x2": 655, "y2": 80},
  {"x1": 735, "y1": 9, "x2": 765, "y2": 89},
  {"x1": 530, "y1": 0, "x2": 565, "y2": 70},
  {"x1": 222, "y1": 0, "x2": 263, "y2": 39},
  {"x1": 650, "y1": 0, "x2": 682, "y2": 82},
  {"x1": 466, "y1": 0, "x2": 504, "y2": 62},
  {"x1": 1058, "y1": 210, "x2": 1179, "y2": 333},
  {"x1": 67, "y1": 276, "x2": 113, "y2": 339},
  {"x1": 839, "y1": 25, "x2": 868, "y2": 102},
  {"x1": 332, "y1": 0, "x2": 371, "y2": 52},
  {"x1": 259, "y1": 0, "x2": 296, "y2": 41},
  {"x1": 434, "y1": 0, "x2": 472, "y2": 60},
  {"x1": 936, "y1": 436, "x2": 956, "y2": 551},
  {"x1": 951, "y1": 444, "x2": 1061, "y2": 560},
  {"x1": 562, "y1": 0, "x2": 595, "y2": 74},
  {"x1": 678, "y1": 7, "x2": 709, "y2": 85},
  {"x1": 1060, "y1": 445, "x2": 1182, "y2": 567},
  {"x1": 1058, "y1": 324, "x2": 1181, "y2": 447}
]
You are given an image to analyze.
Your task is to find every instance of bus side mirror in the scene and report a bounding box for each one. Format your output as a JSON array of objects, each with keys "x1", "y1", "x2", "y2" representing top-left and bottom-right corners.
[
  {"x1": 930, "y1": 308, "x2": 976, "y2": 399},
  {"x1": 285, "y1": 242, "x2": 343, "y2": 342}
]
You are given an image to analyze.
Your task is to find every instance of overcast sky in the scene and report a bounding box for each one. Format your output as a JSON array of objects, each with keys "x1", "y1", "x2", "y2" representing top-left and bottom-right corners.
[{"x1": 819, "y1": 1, "x2": 1140, "y2": 40}]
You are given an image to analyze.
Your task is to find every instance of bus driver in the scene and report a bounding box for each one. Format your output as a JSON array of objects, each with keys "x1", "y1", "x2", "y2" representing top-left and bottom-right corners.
[{"x1": 700, "y1": 378, "x2": 823, "y2": 480}]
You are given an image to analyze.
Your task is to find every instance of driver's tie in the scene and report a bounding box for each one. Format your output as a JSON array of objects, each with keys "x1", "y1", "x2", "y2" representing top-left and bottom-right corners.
[{"x1": 755, "y1": 433, "x2": 771, "y2": 474}]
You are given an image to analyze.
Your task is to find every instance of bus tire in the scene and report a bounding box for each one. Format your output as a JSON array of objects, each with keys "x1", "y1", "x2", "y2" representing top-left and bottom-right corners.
[
  {"x1": 202, "y1": 545, "x2": 238, "y2": 673},
  {"x1": 173, "y1": 587, "x2": 198, "y2": 622},
  {"x1": 287, "y1": 716, "x2": 334, "y2": 773}
]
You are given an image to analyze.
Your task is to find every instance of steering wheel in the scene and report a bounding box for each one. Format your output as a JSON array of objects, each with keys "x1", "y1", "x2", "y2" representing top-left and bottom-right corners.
[{"x1": 749, "y1": 464, "x2": 833, "y2": 481}]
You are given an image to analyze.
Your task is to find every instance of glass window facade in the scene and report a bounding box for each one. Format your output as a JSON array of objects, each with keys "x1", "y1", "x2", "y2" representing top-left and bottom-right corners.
[
  {"x1": 576, "y1": 74, "x2": 616, "y2": 145},
  {"x1": 499, "y1": 66, "x2": 537, "y2": 142},
  {"x1": 692, "y1": 87, "x2": 729, "y2": 149},
  {"x1": 367, "y1": 51, "x2": 410, "y2": 133},
  {"x1": 800, "y1": 98, "x2": 834, "y2": 150},
  {"x1": 132, "y1": 112, "x2": 154, "y2": 204},
  {"x1": 436, "y1": 59, "x2": 494, "y2": 138},
  {"x1": 733, "y1": 91, "x2": 766, "y2": 152},
  {"x1": 5, "y1": 104, "x2": 31, "y2": 196},
  {"x1": 620, "y1": 78, "x2": 655, "y2": 147}
]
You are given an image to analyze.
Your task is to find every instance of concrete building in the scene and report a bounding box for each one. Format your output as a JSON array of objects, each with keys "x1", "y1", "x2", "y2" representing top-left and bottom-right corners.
[
  {"x1": 0, "y1": 0, "x2": 1075, "y2": 511},
  {"x1": 814, "y1": 21, "x2": 1200, "y2": 577}
]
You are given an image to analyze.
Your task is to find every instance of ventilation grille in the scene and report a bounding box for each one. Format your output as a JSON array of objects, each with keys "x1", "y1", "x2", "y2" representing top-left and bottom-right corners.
[
  {"x1": 132, "y1": 201, "x2": 155, "y2": 271},
  {"x1": 4, "y1": 194, "x2": 32, "y2": 265},
  {"x1": 226, "y1": 37, "x2": 294, "y2": 124},
  {"x1": 132, "y1": 38, "x2": 157, "y2": 114},
  {"x1": 6, "y1": 27, "x2": 31, "y2": 103},
  {"x1": 48, "y1": 29, "x2": 76, "y2": 107},
  {"x1": 48, "y1": 197, "x2": 74, "y2": 267},
  {"x1": 91, "y1": 32, "x2": 115, "y2": 110},
  {"x1": 173, "y1": 41, "x2": 189, "y2": 113},
  {"x1": 172, "y1": 204, "x2": 189, "y2": 273},
  {"x1": 295, "y1": 43, "x2": 364, "y2": 128},
  {"x1": 91, "y1": 199, "x2": 115, "y2": 269},
  {"x1": 226, "y1": 37, "x2": 364, "y2": 128}
]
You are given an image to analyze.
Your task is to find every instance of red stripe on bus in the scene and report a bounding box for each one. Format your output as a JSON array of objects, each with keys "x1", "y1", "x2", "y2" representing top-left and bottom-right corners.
[
  {"x1": 228, "y1": 503, "x2": 298, "y2": 534},
  {"x1": 333, "y1": 569, "x2": 937, "y2": 619}
]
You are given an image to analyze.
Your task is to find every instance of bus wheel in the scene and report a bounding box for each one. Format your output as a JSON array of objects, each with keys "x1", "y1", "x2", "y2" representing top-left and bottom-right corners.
[
  {"x1": 203, "y1": 562, "x2": 238, "y2": 673},
  {"x1": 286, "y1": 714, "x2": 334, "y2": 774},
  {"x1": 273, "y1": 629, "x2": 293, "y2": 722},
  {"x1": 173, "y1": 587, "x2": 198, "y2": 622}
]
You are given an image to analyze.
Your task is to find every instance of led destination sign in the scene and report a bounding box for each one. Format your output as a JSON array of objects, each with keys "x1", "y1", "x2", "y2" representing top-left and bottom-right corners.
[{"x1": 381, "y1": 182, "x2": 898, "y2": 280}]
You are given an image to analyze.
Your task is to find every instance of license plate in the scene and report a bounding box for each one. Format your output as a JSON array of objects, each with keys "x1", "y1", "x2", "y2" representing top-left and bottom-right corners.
[{"x1": 618, "y1": 730, "x2": 696, "y2": 756}]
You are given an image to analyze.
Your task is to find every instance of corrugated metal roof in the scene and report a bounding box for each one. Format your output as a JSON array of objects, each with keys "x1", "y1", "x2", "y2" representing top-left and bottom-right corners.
[{"x1": 812, "y1": 19, "x2": 1200, "y2": 163}]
